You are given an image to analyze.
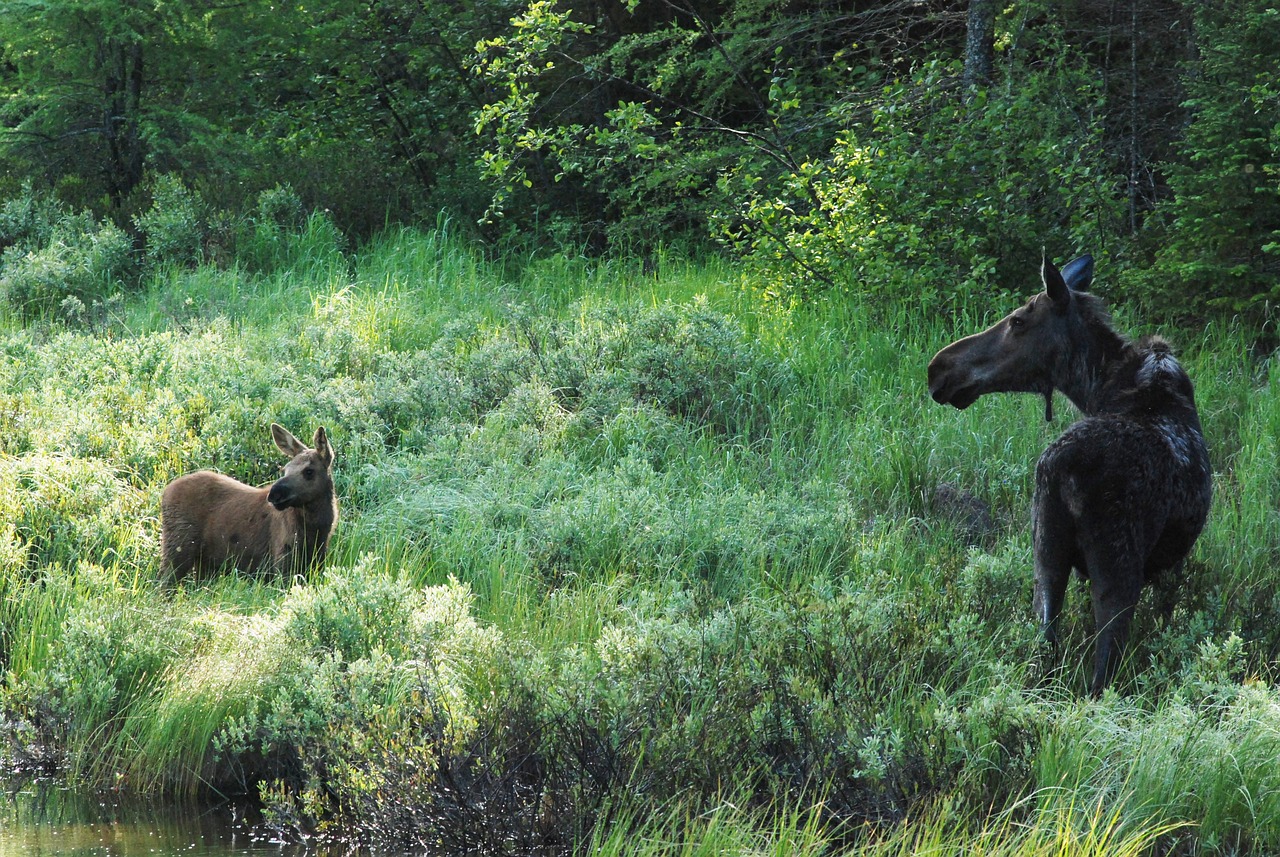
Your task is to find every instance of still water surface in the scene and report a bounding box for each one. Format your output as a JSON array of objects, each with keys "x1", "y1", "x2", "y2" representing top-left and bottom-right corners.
[{"x1": 1, "y1": 786, "x2": 392, "y2": 857}]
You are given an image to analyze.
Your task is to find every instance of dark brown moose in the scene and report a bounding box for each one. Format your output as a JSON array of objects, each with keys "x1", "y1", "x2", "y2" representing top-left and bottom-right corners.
[
  {"x1": 927, "y1": 256, "x2": 1211, "y2": 695},
  {"x1": 161, "y1": 424, "x2": 338, "y2": 579}
]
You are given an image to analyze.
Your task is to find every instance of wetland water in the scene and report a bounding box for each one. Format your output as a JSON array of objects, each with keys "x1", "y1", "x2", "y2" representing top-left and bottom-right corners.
[{"x1": 0, "y1": 787, "x2": 362, "y2": 857}]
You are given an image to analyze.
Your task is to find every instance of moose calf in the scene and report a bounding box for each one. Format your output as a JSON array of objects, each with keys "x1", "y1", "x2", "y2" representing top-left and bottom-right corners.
[{"x1": 161, "y1": 424, "x2": 338, "y2": 579}]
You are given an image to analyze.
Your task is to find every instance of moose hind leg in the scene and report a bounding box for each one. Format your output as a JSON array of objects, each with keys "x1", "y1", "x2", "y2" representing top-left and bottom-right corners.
[
  {"x1": 1086, "y1": 558, "x2": 1143, "y2": 696},
  {"x1": 1032, "y1": 493, "x2": 1076, "y2": 648}
]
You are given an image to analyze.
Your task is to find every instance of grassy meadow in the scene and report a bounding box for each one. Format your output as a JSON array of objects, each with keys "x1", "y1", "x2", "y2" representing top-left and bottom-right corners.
[{"x1": 2, "y1": 221, "x2": 1280, "y2": 855}]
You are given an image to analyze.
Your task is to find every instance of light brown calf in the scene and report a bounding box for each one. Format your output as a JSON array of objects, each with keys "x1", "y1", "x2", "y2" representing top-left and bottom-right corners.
[{"x1": 161, "y1": 424, "x2": 338, "y2": 579}]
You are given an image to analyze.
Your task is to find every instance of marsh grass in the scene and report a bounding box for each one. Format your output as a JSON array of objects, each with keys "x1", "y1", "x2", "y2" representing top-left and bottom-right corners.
[
  {"x1": 2, "y1": 225, "x2": 1279, "y2": 853},
  {"x1": 588, "y1": 790, "x2": 1179, "y2": 857}
]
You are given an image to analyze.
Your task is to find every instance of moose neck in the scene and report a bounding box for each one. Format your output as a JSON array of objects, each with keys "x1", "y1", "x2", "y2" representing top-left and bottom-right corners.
[
  {"x1": 1052, "y1": 311, "x2": 1130, "y2": 417},
  {"x1": 286, "y1": 494, "x2": 338, "y2": 557},
  {"x1": 305, "y1": 495, "x2": 337, "y2": 540}
]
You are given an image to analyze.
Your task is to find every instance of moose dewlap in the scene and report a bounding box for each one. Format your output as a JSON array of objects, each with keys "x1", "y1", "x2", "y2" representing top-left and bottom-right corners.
[
  {"x1": 928, "y1": 256, "x2": 1211, "y2": 695},
  {"x1": 161, "y1": 424, "x2": 338, "y2": 580}
]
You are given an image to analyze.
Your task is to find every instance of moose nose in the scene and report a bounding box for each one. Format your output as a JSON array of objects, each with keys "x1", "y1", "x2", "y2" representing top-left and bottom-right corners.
[
  {"x1": 267, "y1": 483, "x2": 292, "y2": 510},
  {"x1": 927, "y1": 355, "x2": 951, "y2": 401}
]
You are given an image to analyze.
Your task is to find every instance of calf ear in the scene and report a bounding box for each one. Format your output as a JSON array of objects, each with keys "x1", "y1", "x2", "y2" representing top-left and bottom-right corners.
[
  {"x1": 313, "y1": 427, "x2": 334, "y2": 465},
  {"x1": 271, "y1": 423, "x2": 307, "y2": 457},
  {"x1": 1043, "y1": 257, "x2": 1071, "y2": 309},
  {"x1": 1060, "y1": 255, "x2": 1094, "y2": 292}
]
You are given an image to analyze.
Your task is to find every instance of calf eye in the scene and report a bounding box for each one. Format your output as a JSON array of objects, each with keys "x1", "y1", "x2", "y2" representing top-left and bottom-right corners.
[
  {"x1": 1009, "y1": 315, "x2": 1026, "y2": 329},
  {"x1": 303, "y1": 467, "x2": 315, "y2": 480}
]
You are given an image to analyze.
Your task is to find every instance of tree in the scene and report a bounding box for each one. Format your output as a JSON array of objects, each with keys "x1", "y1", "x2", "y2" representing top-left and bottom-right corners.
[
  {"x1": 0, "y1": 0, "x2": 237, "y2": 213},
  {"x1": 1141, "y1": 0, "x2": 1280, "y2": 314},
  {"x1": 0, "y1": 0, "x2": 503, "y2": 233},
  {"x1": 237, "y1": 0, "x2": 511, "y2": 233},
  {"x1": 471, "y1": 0, "x2": 967, "y2": 251}
]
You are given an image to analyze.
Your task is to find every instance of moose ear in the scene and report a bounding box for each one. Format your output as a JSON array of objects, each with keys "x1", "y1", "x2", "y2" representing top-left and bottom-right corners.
[
  {"x1": 1042, "y1": 257, "x2": 1071, "y2": 308},
  {"x1": 1060, "y1": 255, "x2": 1094, "y2": 292},
  {"x1": 312, "y1": 427, "x2": 334, "y2": 464},
  {"x1": 271, "y1": 423, "x2": 307, "y2": 457}
]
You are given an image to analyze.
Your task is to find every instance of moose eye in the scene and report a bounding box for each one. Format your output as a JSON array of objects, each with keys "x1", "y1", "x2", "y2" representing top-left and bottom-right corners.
[
  {"x1": 1009, "y1": 315, "x2": 1026, "y2": 330},
  {"x1": 303, "y1": 467, "x2": 316, "y2": 480}
]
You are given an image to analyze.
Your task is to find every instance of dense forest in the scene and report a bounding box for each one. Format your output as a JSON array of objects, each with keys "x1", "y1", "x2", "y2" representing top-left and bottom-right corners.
[
  {"x1": 1, "y1": 0, "x2": 1277, "y2": 315},
  {"x1": 3, "y1": 1, "x2": 1280, "y2": 855}
]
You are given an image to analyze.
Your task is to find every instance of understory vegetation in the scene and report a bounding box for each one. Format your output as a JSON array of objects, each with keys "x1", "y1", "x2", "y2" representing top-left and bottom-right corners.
[{"x1": 1, "y1": 223, "x2": 1278, "y2": 855}]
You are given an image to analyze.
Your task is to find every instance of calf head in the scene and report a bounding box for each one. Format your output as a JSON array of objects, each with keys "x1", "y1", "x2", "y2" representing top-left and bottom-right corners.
[{"x1": 266, "y1": 424, "x2": 335, "y2": 511}]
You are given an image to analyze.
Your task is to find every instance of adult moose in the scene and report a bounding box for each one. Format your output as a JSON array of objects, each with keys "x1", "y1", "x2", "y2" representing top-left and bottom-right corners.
[
  {"x1": 927, "y1": 256, "x2": 1211, "y2": 695},
  {"x1": 161, "y1": 424, "x2": 338, "y2": 580}
]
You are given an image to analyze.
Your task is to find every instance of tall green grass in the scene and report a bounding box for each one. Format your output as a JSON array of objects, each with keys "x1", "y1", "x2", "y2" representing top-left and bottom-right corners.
[{"x1": 2, "y1": 223, "x2": 1279, "y2": 854}]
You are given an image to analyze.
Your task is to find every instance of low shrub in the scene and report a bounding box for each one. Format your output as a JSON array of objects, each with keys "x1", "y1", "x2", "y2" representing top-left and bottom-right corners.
[
  {"x1": 0, "y1": 211, "x2": 135, "y2": 316},
  {"x1": 134, "y1": 175, "x2": 206, "y2": 270},
  {"x1": 241, "y1": 185, "x2": 346, "y2": 276},
  {"x1": 0, "y1": 182, "x2": 62, "y2": 257},
  {"x1": 213, "y1": 562, "x2": 504, "y2": 800},
  {"x1": 0, "y1": 453, "x2": 153, "y2": 571},
  {"x1": 7, "y1": 563, "x2": 187, "y2": 783}
]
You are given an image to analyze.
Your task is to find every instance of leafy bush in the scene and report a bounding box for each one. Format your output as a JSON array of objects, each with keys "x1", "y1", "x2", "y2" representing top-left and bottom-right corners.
[
  {"x1": 212, "y1": 563, "x2": 505, "y2": 803},
  {"x1": 0, "y1": 211, "x2": 136, "y2": 316},
  {"x1": 0, "y1": 182, "x2": 62, "y2": 257},
  {"x1": 255, "y1": 184, "x2": 307, "y2": 234},
  {"x1": 232, "y1": 557, "x2": 1049, "y2": 850},
  {"x1": 725, "y1": 55, "x2": 1121, "y2": 305},
  {"x1": 9, "y1": 563, "x2": 190, "y2": 780},
  {"x1": 7, "y1": 228, "x2": 1280, "y2": 855},
  {"x1": 134, "y1": 175, "x2": 206, "y2": 270},
  {"x1": 240, "y1": 184, "x2": 346, "y2": 276}
]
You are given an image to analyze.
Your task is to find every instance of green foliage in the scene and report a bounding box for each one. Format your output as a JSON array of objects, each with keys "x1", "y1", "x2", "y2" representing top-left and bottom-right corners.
[
  {"x1": 0, "y1": 0, "x2": 494, "y2": 234},
  {"x1": 590, "y1": 795, "x2": 1174, "y2": 857},
  {"x1": 0, "y1": 183, "x2": 63, "y2": 257},
  {"x1": 726, "y1": 53, "x2": 1121, "y2": 305},
  {"x1": 472, "y1": 0, "x2": 594, "y2": 226},
  {"x1": 8, "y1": 563, "x2": 183, "y2": 781},
  {"x1": 240, "y1": 186, "x2": 347, "y2": 277},
  {"x1": 213, "y1": 563, "x2": 503, "y2": 802},
  {"x1": 134, "y1": 175, "x2": 206, "y2": 271},
  {"x1": 0, "y1": 0, "x2": 1271, "y2": 317},
  {"x1": 0, "y1": 453, "x2": 153, "y2": 571},
  {"x1": 469, "y1": 0, "x2": 849, "y2": 252},
  {"x1": 4, "y1": 232, "x2": 1280, "y2": 854},
  {"x1": 1039, "y1": 658, "x2": 1280, "y2": 854},
  {"x1": 0, "y1": 209, "x2": 136, "y2": 317},
  {"x1": 1129, "y1": 1, "x2": 1280, "y2": 317}
]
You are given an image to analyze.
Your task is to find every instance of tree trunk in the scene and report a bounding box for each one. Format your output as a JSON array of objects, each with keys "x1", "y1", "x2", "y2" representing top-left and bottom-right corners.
[
  {"x1": 102, "y1": 39, "x2": 146, "y2": 211},
  {"x1": 964, "y1": 0, "x2": 996, "y2": 95}
]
